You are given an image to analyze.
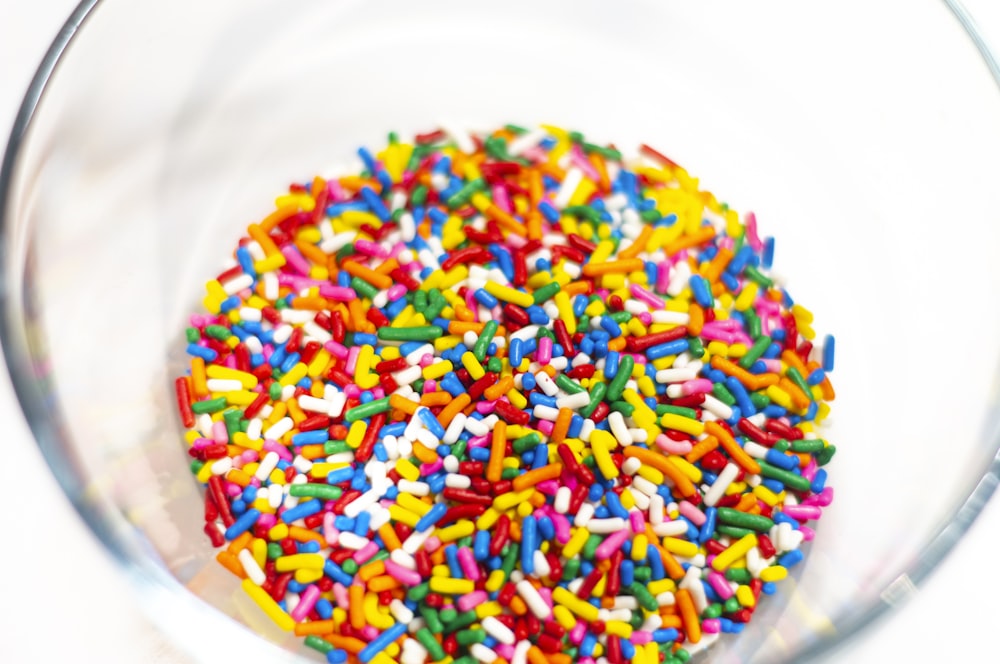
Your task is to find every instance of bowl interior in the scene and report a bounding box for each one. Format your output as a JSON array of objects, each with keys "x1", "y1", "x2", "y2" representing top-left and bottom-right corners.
[{"x1": 5, "y1": 1, "x2": 1000, "y2": 662}]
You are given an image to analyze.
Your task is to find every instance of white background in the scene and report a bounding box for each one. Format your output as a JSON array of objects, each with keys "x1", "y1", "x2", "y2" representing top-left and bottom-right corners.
[{"x1": 2, "y1": 1, "x2": 1000, "y2": 662}]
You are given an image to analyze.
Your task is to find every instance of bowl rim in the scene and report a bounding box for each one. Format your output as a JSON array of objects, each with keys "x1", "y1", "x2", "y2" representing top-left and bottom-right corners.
[{"x1": 2, "y1": 1, "x2": 1000, "y2": 662}]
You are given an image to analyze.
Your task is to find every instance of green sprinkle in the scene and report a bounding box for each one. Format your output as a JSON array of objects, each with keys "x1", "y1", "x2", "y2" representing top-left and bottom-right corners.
[
  {"x1": 204, "y1": 324, "x2": 231, "y2": 340},
  {"x1": 657, "y1": 404, "x2": 699, "y2": 419},
  {"x1": 687, "y1": 336, "x2": 705, "y2": 358},
  {"x1": 377, "y1": 325, "x2": 444, "y2": 342},
  {"x1": 416, "y1": 628, "x2": 446, "y2": 660},
  {"x1": 191, "y1": 397, "x2": 227, "y2": 414},
  {"x1": 724, "y1": 596, "x2": 742, "y2": 613},
  {"x1": 501, "y1": 467, "x2": 520, "y2": 480},
  {"x1": 758, "y1": 460, "x2": 813, "y2": 491},
  {"x1": 189, "y1": 459, "x2": 204, "y2": 474},
  {"x1": 473, "y1": 320, "x2": 499, "y2": 362},
  {"x1": 269, "y1": 382, "x2": 283, "y2": 400},
  {"x1": 289, "y1": 484, "x2": 342, "y2": 500},
  {"x1": 606, "y1": 354, "x2": 634, "y2": 401},
  {"x1": 744, "y1": 265, "x2": 774, "y2": 289},
  {"x1": 703, "y1": 603, "x2": 723, "y2": 619},
  {"x1": 739, "y1": 335, "x2": 772, "y2": 370},
  {"x1": 609, "y1": 401, "x2": 635, "y2": 417},
  {"x1": 563, "y1": 205, "x2": 603, "y2": 223},
  {"x1": 555, "y1": 374, "x2": 586, "y2": 395},
  {"x1": 580, "y1": 382, "x2": 607, "y2": 418},
  {"x1": 325, "y1": 440, "x2": 351, "y2": 455},
  {"x1": 411, "y1": 184, "x2": 429, "y2": 207},
  {"x1": 712, "y1": 382, "x2": 737, "y2": 406},
  {"x1": 420, "y1": 605, "x2": 443, "y2": 634},
  {"x1": 562, "y1": 558, "x2": 581, "y2": 582},
  {"x1": 185, "y1": 327, "x2": 201, "y2": 343},
  {"x1": 815, "y1": 444, "x2": 837, "y2": 466},
  {"x1": 640, "y1": 208, "x2": 663, "y2": 223},
  {"x1": 351, "y1": 276, "x2": 378, "y2": 300},
  {"x1": 486, "y1": 357, "x2": 502, "y2": 373},
  {"x1": 582, "y1": 534, "x2": 602, "y2": 560},
  {"x1": 717, "y1": 507, "x2": 775, "y2": 532},
  {"x1": 725, "y1": 568, "x2": 753, "y2": 584},
  {"x1": 446, "y1": 178, "x2": 486, "y2": 209},
  {"x1": 305, "y1": 635, "x2": 334, "y2": 654},
  {"x1": 408, "y1": 583, "x2": 430, "y2": 603},
  {"x1": 532, "y1": 282, "x2": 562, "y2": 304},
  {"x1": 512, "y1": 433, "x2": 542, "y2": 454},
  {"x1": 267, "y1": 542, "x2": 284, "y2": 560},
  {"x1": 345, "y1": 397, "x2": 391, "y2": 422},
  {"x1": 790, "y1": 438, "x2": 825, "y2": 453},
  {"x1": 716, "y1": 524, "x2": 755, "y2": 539},
  {"x1": 750, "y1": 391, "x2": 771, "y2": 409},
  {"x1": 630, "y1": 581, "x2": 658, "y2": 611},
  {"x1": 341, "y1": 559, "x2": 358, "y2": 575}
]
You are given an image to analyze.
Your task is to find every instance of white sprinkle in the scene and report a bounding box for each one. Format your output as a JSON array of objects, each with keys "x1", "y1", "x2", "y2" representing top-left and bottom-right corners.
[
  {"x1": 481, "y1": 616, "x2": 516, "y2": 645},
  {"x1": 263, "y1": 416, "x2": 294, "y2": 441},
  {"x1": 587, "y1": 518, "x2": 627, "y2": 534},
  {"x1": 554, "y1": 167, "x2": 584, "y2": 209},
  {"x1": 516, "y1": 580, "x2": 551, "y2": 619},
  {"x1": 337, "y1": 532, "x2": 370, "y2": 550},
  {"x1": 704, "y1": 462, "x2": 741, "y2": 507},
  {"x1": 254, "y1": 452, "x2": 280, "y2": 482},
  {"x1": 238, "y1": 549, "x2": 266, "y2": 585}
]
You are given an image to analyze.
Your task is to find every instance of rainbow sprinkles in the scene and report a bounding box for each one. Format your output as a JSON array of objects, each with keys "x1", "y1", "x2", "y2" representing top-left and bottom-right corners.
[{"x1": 176, "y1": 124, "x2": 837, "y2": 664}]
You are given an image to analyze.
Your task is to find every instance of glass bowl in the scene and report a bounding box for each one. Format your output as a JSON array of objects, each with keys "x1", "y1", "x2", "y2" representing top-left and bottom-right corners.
[{"x1": 3, "y1": 1, "x2": 1000, "y2": 662}]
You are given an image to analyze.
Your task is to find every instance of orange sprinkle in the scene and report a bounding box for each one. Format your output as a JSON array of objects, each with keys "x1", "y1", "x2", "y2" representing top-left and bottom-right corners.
[
  {"x1": 438, "y1": 393, "x2": 472, "y2": 426},
  {"x1": 663, "y1": 225, "x2": 716, "y2": 256},
  {"x1": 411, "y1": 441, "x2": 438, "y2": 464},
  {"x1": 684, "y1": 435, "x2": 719, "y2": 464},
  {"x1": 618, "y1": 226, "x2": 653, "y2": 261},
  {"x1": 511, "y1": 464, "x2": 563, "y2": 492},
  {"x1": 378, "y1": 523, "x2": 402, "y2": 552},
  {"x1": 622, "y1": 447, "x2": 697, "y2": 498},
  {"x1": 484, "y1": 204, "x2": 527, "y2": 237},
  {"x1": 582, "y1": 258, "x2": 645, "y2": 277},
  {"x1": 702, "y1": 246, "x2": 733, "y2": 283},
  {"x1": 607, "y1": 336, "x2": 627, "y2": 352},
  {"x1": 295, "y1": 238, "x2": 329, "y2": 267},
  {"x1": 588, "y1": 151, "x2": 612, "y2": 193},
  {"x1": 286, "y1": 397, "x2": 307, "y2": 424},
  {"x1": 342, "y1": 259, "x2": 393, "y2": 290},
  {"x1": 358, "y1": 560, "x2": 385, "y2": 583},
  {"x1": 292, "y1": 296, "x2": 330, "y2": 311},
  {"x1": 215, "y1": 550, "x2": 245, "y2": 578},
  {"x1": 190, "y1": 357, "x2": 208, "y2": 398},
  {"x1": 247, "y1": 223, "x2": 281, "y2": 256},
  {"x1": 287, "y1": 526, "x2": 326, "y2": 545},
  {"x1": 295, "y1": 620, "x2": 335, "y2": 636},
  {"x1": 509, "y1": 595, "x2": 528, "y2": 616},
  {"x1": 323, "y1": 634, "x2": 367, "y2": 654},
  {"x1": 374, "y1": 257, "x2": 400, "y2": 276},
  {"x1": 549, "y1": 408, "x2": 574, "y2": 447},
  {"x1": 487, "y1": 421, "x2": 507, "y2": 484},
  {"x1": 367, "y1": 575, "x2": 402, "y2": 593},
  {"x1": 448, "y1": 321, "x2": 486, "y2": 335},
  {"x1": 676, "y1": 588, "x2": 702, "y2": 644},
  {"x1": 348, "y1": 585, "x2": 365, "y2": 629},
  {"x1": 389, "y1": 394, "x2": 419, "y2": 416},
  {"x1": 687, "y1": 303, "x2": 705, "y2": 337},
  {"x1": 299, "y1": 443, "x2": 328, "y2": 460},
  {"x1": 484, "y1": 376, "x2": 515, "y2": 402},
  {"x1": 420, "y1": 391, "x2": 452, "y2": 408},
  {"x1": 779, "y1": 376, "x2": 812, "y2": 410},
  {"x1": 704, "y1": 421, "x2": 761, "y2": 475},
  {"x1": 526, "y1": 646, "x2": 549, "y2": 664},
  {"x1": 564, "y1": 281, "x2": 591, "y2": 296},
  {"x1": 226, "y1": 531, "x2": 253, "y2": 555},
  {"x1": 259, "y1": 204, "x2": 300, "y2": 232}
]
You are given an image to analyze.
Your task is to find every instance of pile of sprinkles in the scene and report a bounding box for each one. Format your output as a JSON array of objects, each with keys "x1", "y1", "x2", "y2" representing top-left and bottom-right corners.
[{"x1": 176, "y1": 124, "x2": 837, "y2": 664}]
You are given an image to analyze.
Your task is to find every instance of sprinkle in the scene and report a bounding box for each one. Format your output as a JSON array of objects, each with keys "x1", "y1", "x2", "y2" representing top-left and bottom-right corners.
[{"x1": 178, "y1": 124, "x2": 837, "y2": 663}]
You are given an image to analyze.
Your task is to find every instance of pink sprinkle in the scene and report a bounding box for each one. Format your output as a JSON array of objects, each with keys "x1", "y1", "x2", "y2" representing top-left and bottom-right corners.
[
  {"x1": 238, "y1": 450, "x2": 258, "y2": 465},
  {"x1": 345, "y1": 346, "x2": 361, "y2": 374},
  {"x1": 537, "y1": 586, "x2": 553, "y2": 608},
  {"x1": 638, "y1": 312, "x2": 653, "y2": 326},
  {"x1": 290, "y1": 584, "x2": 320, "y2": 622},
  {"x1": 257, "y1": 513, "x2": 277, "y2": 530},
  {"x1": 223, "y1": 354, "x2": 237, "y2": 369},
  {"x1": 595, "y1": 529, "x2": 630, "y2": 561},
  {"x1": 422, "y1": 381, "x2": 436, "y2": 395},
  {"x1": 628, "y1": 283, "x2": 665, "y2": 310},
  {"x1": 536, "y1": 420, "x2": 554, "y2": 436},
  {"x1": 359, "y1": 626, "x2": 379, "y2": 641},
  {"x1": 263, "y1": 440, "x2": 294, "y2": 462},
  {"x1": 387, "y1": 283, "x2": 408, "y2": 301},
  {"x1": 468, "y1": 435, "x2": 489, "y2": 448},
  {"x1": 655, "y1": 433, "x2": 693, "y2": 455},
  {"x1": 702, "y1": 618, "x2": 722, "y2": 634},
  {"x1": 224, "y1": 482, "x2": 242, "y2": 497},
  {"x1": 456, "y1": 548, "x2": 481, "y2": 581},
  {"x1": 537, "y1": 336, "x2": 553, "y2": 364},
  {"x1": 319, "y1": 284, "x2": 358, "y2": 301},
  {"x1": 372, "y1": 387, "x2": 385, "y2": 399},
  {"x1": 493, "y1": 184, "x2": 513, "y2": 213},
  {"x1": 745, "y1": 211, "x2": 763, "y2": 252},
  {"x1": 324, "y1": 341, "x2": 349, "y2": 359},
  {"x1": 495, "y1": 645, "x2": 515, "y2": 661},
  {"x1": 656, "y1": 263, "x2": 671, "y2": 293},
  {"x1": 679, "y1": 500, "x2": 706, "y2": 526},
  {"x1": 629, "y1": 511, "x2": 646, "y2": 533},
  {"x1": 680, "y1": 378, "x2": 714, "y2": 396},
  {"x1": 212, "y1": 421, "x2": 229, "y2": 444},
  {"x1": 699, "y1": 326, "x2": 736, "y2": 344},
  {"x1": 384, "y1": 559, "x2": 422, "y2": 586},
  {"x1": 567, "y1": 619, "x2": 586, "y2": 644},
  {"x1": 423, "y1": 537, "x2": 441, "y2": 553},
  {"x1": 323, "y1": 513, "x2": 339, "y2": 546},
  {"x1": 353, "y1": 541, "x2": 379, "y2": 564},
  {"x1": 549, "y1": 512, "x2": 572, "y2": 544},
  {"x1": 457, "y1": 590, "x2": 487, "y2": 612},
  {"x1": 760, "y1": 358, "x2": 782, "y2": 373},
  {"x1": 570, "y1": 144, "x2": 601, "y2": 181},
  {"x1": 707, "y1": 571, "x2": 734, "y2": 600},
  {"x1": 343, "y1": 384, "x2": 361, "y2": 399},
  {"x1": 536, "y1": 479, "x2": 560, "y2": 496},
  {"x1": 332, "y1": 583, "x2": 350, "y2": 609},
  {"x1": 801, "y1": 459, "x2": 818, "y2": 482},
  {"x1": 281, "y1": 246, "x2": 311, "y2": 275},
  {"x1": 782, "y1": 504, "x2": 822, "y2": 521},
  {"x1": 354, "y1": 239, "x2": 389, "y2": 258},
  {"x1": 420, "y1": 460, "x2": 444, "y2": 476},
  {"x1": 325, "y1": 180, "x2": 347, "y2": 202},
  {"x1": 419, "y1": 353, "x2": 434, "y2": 368},
  {"x1": 631, "y1": 631, "x2": 653, "y2": 645},
  {"x1": 800, "y1": 525, "x2": 815, "y2": 542},
  {"x1": 475, "y1": 401, "x2": 497, "y2": 415}
]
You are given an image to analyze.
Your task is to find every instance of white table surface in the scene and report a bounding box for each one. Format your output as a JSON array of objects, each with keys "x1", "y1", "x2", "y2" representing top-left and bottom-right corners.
[{"x1": 2, "y1": 2, "x2": 1000, "y2": 662}]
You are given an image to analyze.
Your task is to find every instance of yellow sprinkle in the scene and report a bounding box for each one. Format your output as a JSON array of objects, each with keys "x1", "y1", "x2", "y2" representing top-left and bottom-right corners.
[
  {"x1": 279, "y1": 362, "x2": 309, "y2": 388},
  {"x1": 589, "y1": 429, "x2": 620, "y2": 480},
  {"x1": 483, "y1": 281, "x2": 534, "y2": 308},
  {"x1": 711, "y1": 533, "x2": 758, "y2": 572},
  {"x1": 493, "y1": 489, "x2": 534, "y2": 513},
  {"x1": 388, "y1": 505, "x2": 419, "y2": 528},
  {"x1": 206, "y1": 365, "x2": 258, "y2": 389},
  {"x1": 605, "y1": 621, "x2": 633, "y2": 639},
  {"x1": 561, "y1": 528, "x2": 591, "y2": 561},
  {"x1": 552, "y1": 586, "x2": 600, "y2": 622},
  {"x1": 760, "y1": 565, "x2": 789, "y2": 583},
  {"x1": 396, "y1": 492, "x2": 431, "y2": 516},
  {"x1": 254, "y1": 254, "x2": 287, "y2": 273},
  {"x1": 422, "y1": 360, "x2": 454, "y2": 381},
  {"x1": 660, "y1": 412, "x2": 705, "y2": 437},
  {"x1": 437, "y1": 521, "x2": 475, "y2": 542},
  {"x1": 274, "y1": 553, "x2": 325, "y2": 572},
  {"x1": 660, "y1": 537, "x2": 700, "y2": 559},
  {"x1": 295, "y1": 568, "x2": 324, "y2": 584},
  {"x1": 736, "y1": 585, "x2": 757, "y2": 608},
  {"x1": 241, "y1": 578, "x2": 295, "y2": 631},
  {"x1": 553, "y1": 605, "x2": 577, "y2": 631},
  {"x1": 429, "y1": 577, "x2": 475, "y2": 595},
  {"x1": 631, "y1": 534, "x2": 649, "y2": 561},
  {"x1": 485, "y1": 570, "x2": 506, "y2": 593},
  {"x1": 394, "y1": 458, "x2": 421, "y2": 482},
  {"x1": 475, "y1": 601, "x2": 504, "y2": 619},
  {"x1": 364, "y1": 591, "x2": 394, "y2": 629},
  {"x1": 347, "y1": 420, "x2": 367, "y2": 448},
  {"x1": 476, "y1": 508, "x2": 502, "y2": 531},
  {"x1": 461, "y1": 351, "x2": 486, "y2": 380}
]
